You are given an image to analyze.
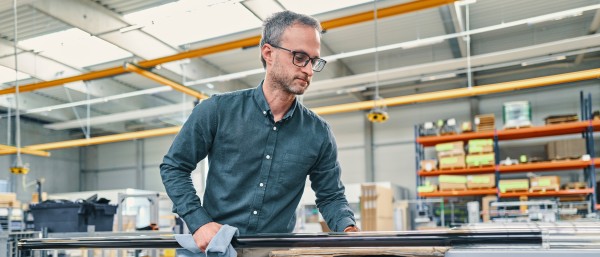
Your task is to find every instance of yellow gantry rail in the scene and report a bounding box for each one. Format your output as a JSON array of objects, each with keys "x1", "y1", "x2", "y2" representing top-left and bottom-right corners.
[
  {"x1": 124, "y1": 63, "x2": 208, "y2": 99},
  {"x1": 0, "y1": 144, "x2": 50, "y2": 157}
]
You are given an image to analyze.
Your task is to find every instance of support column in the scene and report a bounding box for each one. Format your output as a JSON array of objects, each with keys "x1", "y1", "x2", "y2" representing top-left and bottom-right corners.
[{"x1": 136, "y1": 140, "x2": 145, "y2": 189}]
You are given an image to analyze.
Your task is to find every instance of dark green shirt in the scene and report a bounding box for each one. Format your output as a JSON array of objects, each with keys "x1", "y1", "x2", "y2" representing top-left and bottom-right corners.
[{"x1": 160, "y1": 82, "x2": 355, "y2": 235}]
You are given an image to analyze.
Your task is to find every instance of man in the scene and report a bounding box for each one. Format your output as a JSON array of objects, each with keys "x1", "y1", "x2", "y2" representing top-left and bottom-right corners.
[{"x1": 160, "y1": 10, "x2": 358, "y2": 253}]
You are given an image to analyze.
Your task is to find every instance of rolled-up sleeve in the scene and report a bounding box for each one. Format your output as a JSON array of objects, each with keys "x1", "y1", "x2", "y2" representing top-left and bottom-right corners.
[
  {"x1": 160, "y1": 97, "x2": 218, "y2": 234},
  {"x1": 309, "y1": 126, "x2": 356, "y2": 232}
]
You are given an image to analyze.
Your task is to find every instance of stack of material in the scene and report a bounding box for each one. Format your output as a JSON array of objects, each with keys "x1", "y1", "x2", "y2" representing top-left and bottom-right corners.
[
  {"x1": 360, "y1": 184, "x2": 394, "y2": 231},
  {"x1": 499, "y1": 179, "x2": 529, "y2": 193},
  {"x1": 544, "y1": 114, "x2": 578, "y2": 124},
  {"x1": 466, "y1": 139, "x2": 495, "y2": 168},
  {"x1": 475, "y1": 114, "x2": 495, "y2": 132},
  {"x1": 436, "y1": 141, "x2": 465, "y2": 169},
  {"x1": 467, "y1": 174, "x2": 495, "y2": 189},
  {"x1": 546, "y1": 138, "x2": 586, "y2": 160},
  {"x1": 530, "y1": 176, "x2": 560, "y2": 192},
  {"x1": 438, "y1": 175, "x2": 467, "y2": 191}
]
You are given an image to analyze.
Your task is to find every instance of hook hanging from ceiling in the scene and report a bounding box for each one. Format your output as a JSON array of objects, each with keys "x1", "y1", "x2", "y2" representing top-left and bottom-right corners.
[{"x1": 367, "y1": 0, "x2": 389, "y2": 123}]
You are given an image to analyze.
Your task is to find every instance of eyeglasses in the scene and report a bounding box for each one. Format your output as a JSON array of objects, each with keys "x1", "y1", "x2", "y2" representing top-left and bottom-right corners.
[{"x1": 269, "y1": 44, "x2": 327, "y2": 72}]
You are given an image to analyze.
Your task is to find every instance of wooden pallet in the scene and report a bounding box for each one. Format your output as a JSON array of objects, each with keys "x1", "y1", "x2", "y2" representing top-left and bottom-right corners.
[
  {"x1": 439, "y1": 166, "x2": 467, "y2": 170},
  {"x1": 545, "y1": 114, "x2": 578, "y2": 125},
  {"x1": 439, "y1": 187, "x2": 468, "y2": 192},
  {"x1": 550, "y1": 156, "x2": 582, "y2": 161},
  {"x1": 500, "y1": 188, "x2": 529, "y2": 193},
  {"x1": 467, "y1": 163, "x2": 494, "y2": 168},
  {"x1": 504, "y1": 124, "x2": 532, "y2": 130},
  {"x1": 467, "y1": 186, "x2": 496, "y2": 190},
  {"x1": 529, "y1": 186, "x2": 559, "y2": 193},
  {"x1": 563, "y1": 182, "x2": 587, "y2": 190}
]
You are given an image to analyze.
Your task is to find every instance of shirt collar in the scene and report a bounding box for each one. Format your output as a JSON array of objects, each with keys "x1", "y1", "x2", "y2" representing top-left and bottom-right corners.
[{"x1": 253, "y1": 80, "x2": 298, "y2": 121}]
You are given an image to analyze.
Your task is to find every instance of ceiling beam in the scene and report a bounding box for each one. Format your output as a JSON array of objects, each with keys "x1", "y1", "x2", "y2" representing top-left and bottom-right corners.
[
  {"x1": 0, "y1": 0, "x2": 458, "y2": 96},
  {"x1": 124, "y1": 63, "x2": 208, "y2": 99},
  {"x1": 574, "y1": 9, "x2": 600, "y2": 64}
]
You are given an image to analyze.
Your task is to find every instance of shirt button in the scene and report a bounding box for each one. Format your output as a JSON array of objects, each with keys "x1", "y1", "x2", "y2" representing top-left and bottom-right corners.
[
  {"x1": 263, "y1": 111, "x2": 267, "y2": 115},
  {"x1": 253, "y1": 210, "x2": 258, "y2": 215},
  {"x1": 273, "y1": 127, "x2": 277, "y2": 131},
  {"x1": 259, "y1": 183, "x2": 264, "y2": 187},
  {"x1": 266, "y1": 155, "x2": 271, "y2": 160}
]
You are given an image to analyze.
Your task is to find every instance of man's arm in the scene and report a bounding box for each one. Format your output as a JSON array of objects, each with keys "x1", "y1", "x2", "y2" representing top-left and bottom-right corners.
[
  {"x1": 309, "y1": 125, "x2": 357, "y2": 232},
  {"x1": 160, "y1": 97, "x2": 220, "y2": 247}
]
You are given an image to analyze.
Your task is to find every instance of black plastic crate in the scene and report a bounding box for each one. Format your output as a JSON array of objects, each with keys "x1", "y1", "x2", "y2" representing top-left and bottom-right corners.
[{"x1": 29, "y1": 201, "x2": 117, "y2": 232}]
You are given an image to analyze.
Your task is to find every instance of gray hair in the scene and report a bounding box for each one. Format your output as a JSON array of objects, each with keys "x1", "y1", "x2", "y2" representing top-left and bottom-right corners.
[{"x1": 260, "y1": 10, "x2": 322, "y2": 68}]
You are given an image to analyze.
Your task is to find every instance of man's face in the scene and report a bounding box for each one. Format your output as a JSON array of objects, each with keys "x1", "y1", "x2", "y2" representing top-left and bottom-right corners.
[{"x1": 269, "y1": 24, "x2": 321, "y2": 95}]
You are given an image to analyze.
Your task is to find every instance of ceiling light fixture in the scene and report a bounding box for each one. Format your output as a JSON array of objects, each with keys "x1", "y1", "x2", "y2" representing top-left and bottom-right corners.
[{"x1": 521, "y1": 55, "x2": 566, "y2": 66}]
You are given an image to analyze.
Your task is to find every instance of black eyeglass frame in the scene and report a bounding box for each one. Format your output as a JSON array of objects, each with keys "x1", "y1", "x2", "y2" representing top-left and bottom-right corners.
[{"x1": 269, "y1": 44, "x2": 327, "y2": 72}]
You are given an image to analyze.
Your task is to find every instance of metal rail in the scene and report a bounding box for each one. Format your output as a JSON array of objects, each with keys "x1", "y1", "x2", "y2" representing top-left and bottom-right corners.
[{"x1": 19, "y1": 230, "x2": 542, "y2": 250}]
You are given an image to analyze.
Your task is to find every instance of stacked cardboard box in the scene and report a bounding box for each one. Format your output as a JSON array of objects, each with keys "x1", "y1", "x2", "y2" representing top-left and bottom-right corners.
[
  {"x1": 438, "y1": 175, "x2": 467, "y2": 191},
  {"x1": 436, "y1": 141, "x2": 465, "y2": 169},
  {"x1": 547, "y1": 138, "x2": 586, "y2": 160},
  {"x1": 475, "y1": 114, "x2": 495, "y2": 132},
  {"x1": 466, "y1": 139, "x2": 495, "y2": 168},
  {"x1": 360, "y1": 184, "x2": 394, "y2": 231},
  {"x1": 530, "y1": 176, "x2": 560, "y2": 192},
  {"x1": 467, "y1": 174, "x2": 495, "y2": 189},
  {"x1": 499, "y1": 179, "x2": 529, "y2": 193},
  {"x1": 420, "y1": 159, "x2": 437, "y2": 171}
]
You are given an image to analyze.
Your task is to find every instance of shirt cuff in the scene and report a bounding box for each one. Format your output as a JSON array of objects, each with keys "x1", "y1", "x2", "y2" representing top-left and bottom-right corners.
[
  {"x1": 335, "y1": 217, "x2": 356, "y2": 232},
  {"x1": 182, "y1": 207, "x2": 214, "y2": 234}
]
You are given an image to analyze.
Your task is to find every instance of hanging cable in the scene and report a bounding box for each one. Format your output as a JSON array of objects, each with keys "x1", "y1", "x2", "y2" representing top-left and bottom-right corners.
[
  {"x1": 12, "y1": 0, "x2": 24, "y2": 169},
  {"x1": 466, "y1": 1, "x2": 472, "y2": 89},
  {"x1": 367, "y1": 0, "x2": 389, "y2": 123}
]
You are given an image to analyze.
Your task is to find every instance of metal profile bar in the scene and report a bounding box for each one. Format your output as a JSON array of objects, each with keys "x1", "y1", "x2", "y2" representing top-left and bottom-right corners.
[
  {"x1": 124, "y1": 63, "x2": 208, "y2": 99},
  {"x1": 19, "y1": 230, "x2": 542, "y2": 250},
  {"x1": 0, "y1": 0, "x2": 457, "y2": 96}
]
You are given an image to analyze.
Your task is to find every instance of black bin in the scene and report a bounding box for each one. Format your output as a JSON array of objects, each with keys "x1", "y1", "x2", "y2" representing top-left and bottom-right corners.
[{"x1": 30, "y1": 201, "x2": 118, "y2": 232}]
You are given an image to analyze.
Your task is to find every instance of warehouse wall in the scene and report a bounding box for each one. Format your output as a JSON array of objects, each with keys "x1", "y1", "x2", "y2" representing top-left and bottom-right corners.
[
  {"x1": 0, "y1": 117, "x2": 80, "y2": 201},
  {"x1": 69, "y1": 80, "x2": 600, "y2": 200}
]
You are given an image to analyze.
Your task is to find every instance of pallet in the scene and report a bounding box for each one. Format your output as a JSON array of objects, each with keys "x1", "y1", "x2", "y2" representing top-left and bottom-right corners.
[
  {"x1": 550, "y1": 156, "x2": 582, "y2": 161},
  {"x1": 467, "y1": 186, "x2": 495, "y2": 190},
  {"x1": 563, "y1": 182, "x2": 587, "y2": 190},
  {"x1": 529, "y1": 186, "x2": 559, "y2": 193},
  {"x1": 545, "y1": 114, "x2": 578, "y2": 125},
  {"x1": 500, "y1": 188, "x2": 529, "y2": 193},
  {"x1": 439, "y1": 166, "x2": 467, "y2": 170},
  {"x1": 467, "y1": 163, "x2": 494, "y2": 168},
  {"x1": 439, "y1": 187, "x2": 468, "y2": 192},
  {"x1": 504, "y1": 124, "x2": 532, "y2": 130}
]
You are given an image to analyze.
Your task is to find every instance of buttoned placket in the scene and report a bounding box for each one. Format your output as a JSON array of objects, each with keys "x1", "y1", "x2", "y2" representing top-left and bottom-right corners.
[{"x1": 247, "y1": 110, "x2": 280, "y2": 233}]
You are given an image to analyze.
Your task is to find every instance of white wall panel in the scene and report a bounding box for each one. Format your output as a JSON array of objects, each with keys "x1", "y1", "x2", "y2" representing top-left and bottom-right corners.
[
  {"x1": 97, "y1": 169, "x2": 136, "y2": 189},
  {"x1": 338, "y1": 147, "x2": 366, "y2": 184}
]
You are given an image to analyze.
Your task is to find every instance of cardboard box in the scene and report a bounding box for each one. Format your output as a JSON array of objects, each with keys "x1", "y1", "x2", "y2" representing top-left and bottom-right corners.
[
  {"x1": 439, "y1": 182, "x2": 466, "y2": 191},
  {"x1": 468, "y1": 139, "x2": 494, "y2": 154},
  {"x1": 530, "y1": 176, "x2": 560, "y2": 191},
  {"x1": 439, "y1": 175, "x2": 467, "y2": 184},
  {"x1": 0, "y1": 192, "x2": 17, "y2": 206},
  {"x1": 481, "y1": 195, "x2": 498, "y2": 222},
  {"x1": 32, "y1": 192, "x2": 48, "y2": 203},
  {"x1": 436, "y1": 141, "x2": 465, "y2": 157},
  {"x1": 466, "y1": 153, "x2": 495, "y2": 167},
  {"x1": 467, "y1": 174, "x2": 495, "y2": 189},
  {"x1": 420, "y1": 159, "x2": 437, "y2": 171},
  {"x1": 499, "y1": 179, "x2": 529, "y2": 193},
  {"x1": 438, "y1": 154, "x2": 466, "y2": 169},
  {"x1": 360, "y1": 184, "x2": 394, "y2": 231},
  {"x1": 547, "y1": 138, "x2": 586, "y2": 160}
]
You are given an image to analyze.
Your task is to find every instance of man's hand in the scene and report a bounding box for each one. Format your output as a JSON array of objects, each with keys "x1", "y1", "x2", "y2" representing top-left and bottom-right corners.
[
  {"x1": 193, "y1": 222, "x2": 222, "y2": 252},
  {"x1": 344, "y1": 225, "x2": 359, "y2": 232}
]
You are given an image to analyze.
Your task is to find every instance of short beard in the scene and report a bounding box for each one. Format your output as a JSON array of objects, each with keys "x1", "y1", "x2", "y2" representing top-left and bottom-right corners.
[{"x1": 269, "y1": 64, "x2": 308, "y2": 95}]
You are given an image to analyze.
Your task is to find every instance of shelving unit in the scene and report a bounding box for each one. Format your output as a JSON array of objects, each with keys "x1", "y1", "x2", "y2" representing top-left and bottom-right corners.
[{"x1": 415, "y1": 92, "x2": 598, "y2": 216}]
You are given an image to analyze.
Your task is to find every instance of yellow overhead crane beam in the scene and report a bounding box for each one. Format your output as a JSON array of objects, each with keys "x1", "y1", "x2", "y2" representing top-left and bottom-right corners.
[
  {"x1": 312, "y1": 68, "x2": 600, "y2": 115},
  {"x1": 0, "y1": 68, "x2": 597, "y2": 153},
  {"x1": 0, "y1": 0, "x2": 457, "y2": 96},
  {"x1": 0, "y1": 144, "x2": 50, "y2": 157}
]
